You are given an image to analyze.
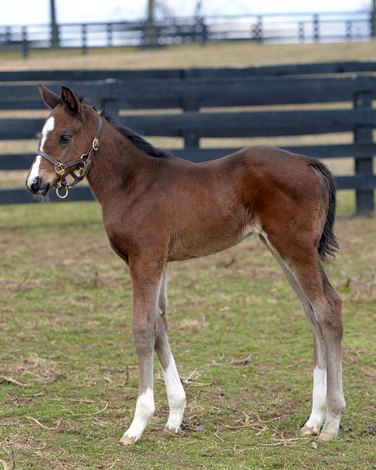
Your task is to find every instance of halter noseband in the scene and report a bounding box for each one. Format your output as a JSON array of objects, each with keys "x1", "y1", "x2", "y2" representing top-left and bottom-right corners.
[{"x1": 37, "y1": 116, "x2": 103, "y2": 199}]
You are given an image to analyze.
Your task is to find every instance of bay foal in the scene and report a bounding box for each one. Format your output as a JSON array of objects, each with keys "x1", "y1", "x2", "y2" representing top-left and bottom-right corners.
[{"x1": 26, "y1": 85, "x2": 345, "y2": 444}]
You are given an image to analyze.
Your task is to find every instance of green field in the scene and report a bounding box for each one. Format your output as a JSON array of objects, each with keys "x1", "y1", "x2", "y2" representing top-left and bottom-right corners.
[
  {"x1": 1, "y1": 42, "x2": 376, "y2": 469},
  {"x1": 0, "y1": 202, "x2": 375, "y2": 470}
]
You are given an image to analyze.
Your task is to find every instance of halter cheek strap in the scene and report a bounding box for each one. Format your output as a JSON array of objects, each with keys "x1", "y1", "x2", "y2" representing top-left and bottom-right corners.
[{"x1": 37, "y1": 117, "x2": 103, "y2": 199}]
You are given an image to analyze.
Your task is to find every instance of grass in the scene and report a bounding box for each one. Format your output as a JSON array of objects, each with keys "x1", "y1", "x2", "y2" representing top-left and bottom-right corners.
[
  {"x1": 1, "y1": 40, "x2": 376, "y2": 70},
  {"x1": 0, "y1": 201, "x2": 375, "y2": 470},
  {"x1": 0, "y1": 41, "x2": 375, "y2": 469}
]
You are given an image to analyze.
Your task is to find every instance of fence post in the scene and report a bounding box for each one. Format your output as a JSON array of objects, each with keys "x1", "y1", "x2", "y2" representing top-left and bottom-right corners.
[
  {"x1": 22, "y1": 26, "x2": 29, "y2": 59},
  {"x1": 346, "y1": 20, "x2": 352, "y2": 40},
  {"x1": 313, "y1": 14, "x2": 319, "y2": 42},
  {"x1": 5, "y1": 26, "x2": 11, "y2": 43},
  {"x1": 298, "y1": 21, "x2": 305, "y2": 42},
  {"x1": 199, "y1": 18, "x2": 207, "y2": 46},
  {"x1": 181, "y1": 79, "x2": 200, "y2": 149},
  {"x1": 251, "y1": 17, "x2": 263, "y2": 41},
  {"x1": 107, "y1": 23, "x2": 113, "y2": 47},
  {"x1": 81, "y1": 24, "x2": 88, "y2": 55},
  {"x1": 353, "y1": 91, "x2": 375, "y2": 215}
]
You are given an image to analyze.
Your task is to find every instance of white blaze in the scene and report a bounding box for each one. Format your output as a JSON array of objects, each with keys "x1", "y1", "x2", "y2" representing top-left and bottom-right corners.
[
  {"x1": 26, "y1": 155, "x2": 42, "y2": 190},
  {"x1": 27, "y1": 116, "x2": 55, "y2": 190},
  {"x1": 40, "y1": 116, "x2": 55, "y2": 152}
]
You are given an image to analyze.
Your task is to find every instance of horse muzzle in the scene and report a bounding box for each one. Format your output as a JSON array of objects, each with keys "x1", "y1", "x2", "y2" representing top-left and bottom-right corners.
[{"x1": 26, "y1": 175, "x2": 51, "y2": 196}]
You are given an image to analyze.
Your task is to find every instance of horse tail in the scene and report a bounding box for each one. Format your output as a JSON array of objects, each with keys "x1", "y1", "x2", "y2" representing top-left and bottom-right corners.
[{"x1": 310, "y1": 160, "x2": 339, "y2": 261}]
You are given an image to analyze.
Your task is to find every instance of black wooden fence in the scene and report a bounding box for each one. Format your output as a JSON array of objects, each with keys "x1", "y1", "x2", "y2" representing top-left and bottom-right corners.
[{"x1": 0, "y1": 61, "x2": 375, "y2": 214}]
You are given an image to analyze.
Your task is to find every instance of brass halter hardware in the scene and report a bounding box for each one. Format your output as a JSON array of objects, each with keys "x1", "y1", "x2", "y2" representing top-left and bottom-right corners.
[
  {"x1": 92, "y1": 138, "x2": 99, "y2": 151},
  {"x1": 54, "y1": 163, "x2": 66, "y2": 176},
  {"x1": 56, "y1": 184, "x2": 69, "y2": 199}
]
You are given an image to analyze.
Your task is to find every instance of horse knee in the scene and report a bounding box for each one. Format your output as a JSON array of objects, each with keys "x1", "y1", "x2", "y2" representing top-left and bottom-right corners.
[
  {"x1": 316, "y1": 310, "x2": 343, "y2": 337},
  {"x1": 329, "y1": 289, "x2": 342, "y2": 312},
  {"x1": 133, "y1": 322, "x2": 155, "y2": 353}
]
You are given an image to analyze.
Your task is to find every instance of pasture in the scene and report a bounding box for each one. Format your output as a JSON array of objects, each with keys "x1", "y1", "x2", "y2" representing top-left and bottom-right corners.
[
  {"x1": 0, "y1": 203, "x2": 375, "y2": 469},
  {"x1": 0, "y1": 40, "x2": 376, "y2": 70},
  {"x1": 0, "y1": 41, "x2": 375, "y2": 469}
]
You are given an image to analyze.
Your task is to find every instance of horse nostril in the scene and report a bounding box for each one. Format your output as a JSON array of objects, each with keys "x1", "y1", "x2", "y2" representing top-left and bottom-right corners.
[{"x1": 30, "y1": 176, "x2": 42, "y2": 193}]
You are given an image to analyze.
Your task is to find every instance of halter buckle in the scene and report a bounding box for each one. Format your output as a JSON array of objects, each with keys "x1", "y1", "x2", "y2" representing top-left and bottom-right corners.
[
  {"x1": 92, "y1": 138, "x2": 99, "y2": 151},
  {"x1": 54, "y1": 163, "x2": 65, "y2": 175},
  {"x1": 56, "y1": 184, "x2": 69, "y2": 199}
]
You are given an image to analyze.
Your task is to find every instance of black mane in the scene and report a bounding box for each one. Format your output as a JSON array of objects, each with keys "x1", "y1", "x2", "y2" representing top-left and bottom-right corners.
[{"x1": 101, "y1": 111, "x2": 171, "y2": 159}]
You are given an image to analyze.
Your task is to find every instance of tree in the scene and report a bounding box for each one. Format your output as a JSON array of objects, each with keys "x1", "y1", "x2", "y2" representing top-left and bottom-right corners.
[{"x1": 145, "y1": 0, "x2": 156, "y2": 46}]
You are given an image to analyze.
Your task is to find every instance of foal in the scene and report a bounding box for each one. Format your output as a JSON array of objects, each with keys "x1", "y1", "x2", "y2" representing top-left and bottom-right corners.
[{"x1": 26, "y1": 85, "x2": 345, "y2": 444}]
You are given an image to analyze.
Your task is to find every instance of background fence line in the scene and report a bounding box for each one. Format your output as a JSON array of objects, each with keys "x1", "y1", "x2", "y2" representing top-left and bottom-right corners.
[
  {"x1": 0, "y1": 11, "x2": 372, "y2": 58},
  {"x1": 0, "y1": 61, "x2": 375, "y2": 214}
]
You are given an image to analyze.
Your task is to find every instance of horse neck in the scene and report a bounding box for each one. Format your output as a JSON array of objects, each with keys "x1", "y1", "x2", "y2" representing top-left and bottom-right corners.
[{"x1": 86, "y1": 119, "x2": 146, "y2": 205}]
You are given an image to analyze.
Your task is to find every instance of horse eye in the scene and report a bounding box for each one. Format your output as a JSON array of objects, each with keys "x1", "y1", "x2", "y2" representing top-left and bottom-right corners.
[{"x1": 60, "y1": 135, "x2": 71, "y2": 144}]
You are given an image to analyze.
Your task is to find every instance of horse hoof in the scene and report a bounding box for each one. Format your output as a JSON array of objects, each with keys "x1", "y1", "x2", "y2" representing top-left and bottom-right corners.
[
  {"x1": 120, "y1": 434, "x2": 137, "y2": 445},
  {"x1": 162, "y1": 427, "x2": 179, "y2": 438},
  {"x1": 301, "y1": 425, "x2": 319, "y2": 436},
  {"x1": 317, "y1": 431, "x2": 336, "y2": 442}
]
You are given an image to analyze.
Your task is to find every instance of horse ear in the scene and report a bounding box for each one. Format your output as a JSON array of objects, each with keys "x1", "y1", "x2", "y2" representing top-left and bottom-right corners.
[
  {"x1": 61, "y1": 86, "x2": 82, "y2": 115},
  {"x1": 39, "y1": 84, "x2": 61, "y2": 109}
]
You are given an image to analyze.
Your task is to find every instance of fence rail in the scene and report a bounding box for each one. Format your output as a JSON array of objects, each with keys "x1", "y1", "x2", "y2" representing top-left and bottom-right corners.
[
  {"x1": 0, "y1": 61, "x2": 375, "y2": 214},
  {"x1": 0, "y1": 10, "x2": 372, "y2": 57}
]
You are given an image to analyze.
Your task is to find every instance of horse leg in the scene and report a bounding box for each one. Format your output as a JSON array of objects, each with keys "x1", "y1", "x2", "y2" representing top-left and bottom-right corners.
[
  {"x1": 155, "y1": 268, "x2": 186, "y2": 435},
  {"x1": 120, "y1": 255, "x2": 165, "y2": 445},
  {"x1": 313, "y1": 267, "x2": 345, "y2": 441},
  {"x1": 263, "y1": 240, "x2": 327, "y2": 436},
  {"x1": 261, "y1": 233, "x2": 345, "y2": 441},
  {"x1": 302, "y1": 330, "x2": 327, "y2": 436}
]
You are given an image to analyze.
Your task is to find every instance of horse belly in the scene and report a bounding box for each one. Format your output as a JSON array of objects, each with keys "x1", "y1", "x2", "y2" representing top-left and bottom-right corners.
[{"x1": 167, "y1": 219, "x2": 254, "y2": 261}]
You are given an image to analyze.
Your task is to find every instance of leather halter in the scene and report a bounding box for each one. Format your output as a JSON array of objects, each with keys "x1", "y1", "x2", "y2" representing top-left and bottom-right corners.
[{"x1": 37, "y1": 116, "x2": 103, "y2": 199}]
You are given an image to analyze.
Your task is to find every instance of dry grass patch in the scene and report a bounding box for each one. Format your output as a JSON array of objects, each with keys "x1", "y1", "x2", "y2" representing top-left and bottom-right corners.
[
  {"x1": 1, "y1": 41, "x2": 376, "y2": 70},
  {"x1": 1, "y1": 354, "x2": 64, "y2": 387}
]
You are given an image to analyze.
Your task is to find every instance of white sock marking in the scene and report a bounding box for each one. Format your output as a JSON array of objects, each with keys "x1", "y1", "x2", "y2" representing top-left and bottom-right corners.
[
  {"x1": 123, "y1": 388, "x2": 155, "y2": 442},
  {"x1": 305, "y1": 366, "x2": 327, "y2": 432},
  {"x1": 163, "y1": 353, "x2": 186, "y2": 432}
]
